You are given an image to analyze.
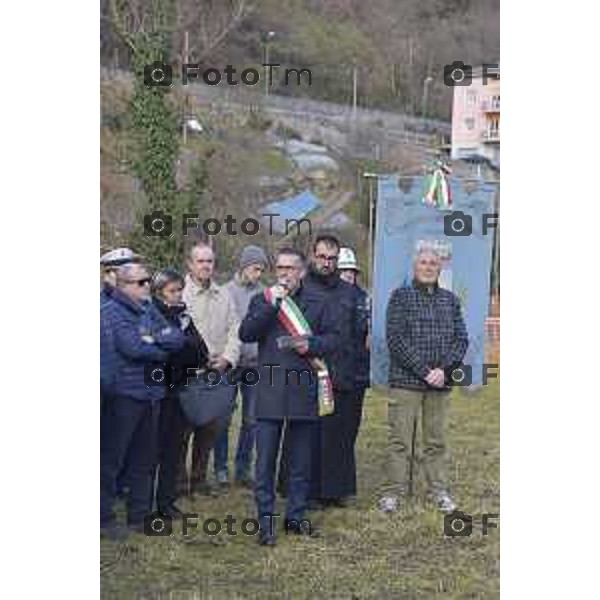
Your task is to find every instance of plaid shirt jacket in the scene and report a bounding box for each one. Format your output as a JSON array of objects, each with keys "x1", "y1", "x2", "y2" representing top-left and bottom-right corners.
[{"x1": 386, "y1": 280, "x2": 468, "y2": 390}]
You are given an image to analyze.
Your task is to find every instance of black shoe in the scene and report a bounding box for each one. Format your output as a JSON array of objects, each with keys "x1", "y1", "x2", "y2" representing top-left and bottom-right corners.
[
  {"x1": 101, "y1": 523, "x2": 130, "y2": 543},
  {"x1": 307, "y1": 499, "x2": 325, "y2": 511},
  {"x1": 284, "y1": 519, "x2": 319, "y2": 537},
  {"x1": 259, "y1": 532, "x2": 277, "y2": 546},
  {"x1": 127, "y1": 522, "x2": 146, "y2": 535},
  {"x1": 324, "y1": 497, "x2": 355, "y2": 509},
  {"x1": 157, "y1": 504, "x2": 184, "y2": 520},
  {"x1": 235, "y1": 476, "x2": 254, "y2": 489}
]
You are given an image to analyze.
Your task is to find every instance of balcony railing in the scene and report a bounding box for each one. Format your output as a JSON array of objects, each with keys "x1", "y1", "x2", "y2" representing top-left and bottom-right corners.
[
  {"x1": 482, "y1": 99, "x2": 501, "y2": 112},
  {"x1": 482, "y1": 129, "x2": 500, "y2": 142}
]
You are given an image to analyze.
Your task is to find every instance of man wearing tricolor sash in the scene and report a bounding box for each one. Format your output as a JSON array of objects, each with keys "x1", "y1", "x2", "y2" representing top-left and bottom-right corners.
[{"x1": 239, "y1": 247, "x2": 340, "y2": 545}]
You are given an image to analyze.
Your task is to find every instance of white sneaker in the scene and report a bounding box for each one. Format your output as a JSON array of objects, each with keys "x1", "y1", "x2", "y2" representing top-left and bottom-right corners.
[
  {"x1": 429, "y1": 490, "x2": 456, "y2": 513},
  {"x1": 378, "y1": 495, "x2": 399, "y2": 513}
]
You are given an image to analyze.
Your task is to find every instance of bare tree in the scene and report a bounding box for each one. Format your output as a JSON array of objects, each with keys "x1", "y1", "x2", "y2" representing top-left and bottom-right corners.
[{"x1": 106, "y1": 0, "x2": 250, "y2": 61}]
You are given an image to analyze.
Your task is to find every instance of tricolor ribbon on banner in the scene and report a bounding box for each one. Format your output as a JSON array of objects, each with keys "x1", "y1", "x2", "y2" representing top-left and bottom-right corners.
[
  {"x1": 422, "y1": 161, "x2": 452, "y2": 209},
  {"x1": 264, "y1": 287, "x2": 334, "y2": 416}
]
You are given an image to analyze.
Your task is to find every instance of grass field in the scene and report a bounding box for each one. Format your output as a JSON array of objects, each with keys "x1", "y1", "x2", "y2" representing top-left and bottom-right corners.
[{"x1": 101, "y1": 382, "x2": 500, "y2": 599}]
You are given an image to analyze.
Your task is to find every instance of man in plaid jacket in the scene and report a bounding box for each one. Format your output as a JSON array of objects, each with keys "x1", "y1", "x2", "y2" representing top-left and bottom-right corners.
[{"x1": 380, "y1": 249, "x2": 468, "y2": 513}]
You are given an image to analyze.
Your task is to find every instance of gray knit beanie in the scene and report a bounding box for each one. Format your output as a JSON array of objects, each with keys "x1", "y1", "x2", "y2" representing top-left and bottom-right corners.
[{"x1": 239, "y1": 245, "x2": 269, "y2": 271}]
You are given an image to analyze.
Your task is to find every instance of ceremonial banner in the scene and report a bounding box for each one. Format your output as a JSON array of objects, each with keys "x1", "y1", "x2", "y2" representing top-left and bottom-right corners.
[{"x1": 371, "y1": 175, "x2": 499, "y2": 386}]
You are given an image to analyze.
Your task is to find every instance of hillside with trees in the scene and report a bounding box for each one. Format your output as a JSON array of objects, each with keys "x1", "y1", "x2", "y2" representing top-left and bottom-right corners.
[
  {"x1": 101, "y1": 0, "x2": 499, "y2": 120},
  {"x1": 100, "y1": 0, "x2": 498, "y2": 270}
]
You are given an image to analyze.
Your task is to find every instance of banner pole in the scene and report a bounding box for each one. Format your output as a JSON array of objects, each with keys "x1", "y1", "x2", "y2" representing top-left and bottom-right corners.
[{"x1": 363, "y1": 173, "x2": 378, "y2": 288}]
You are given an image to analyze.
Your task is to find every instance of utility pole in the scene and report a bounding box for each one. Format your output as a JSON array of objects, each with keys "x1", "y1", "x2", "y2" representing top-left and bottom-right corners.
[
  {"x1": 422, "y1": 76, "x2": 433, "y2": 118},
  {"x1": 262, "y1": 31, "x2": 276, "y2": 97},
  {"x1": 264, "y1": 42, "x2": 270, "y2": 97},
  {"x1": 182, "y1": 30, "x2": 189, "y2": 145},
  {"x1": 352, "y1": 64, "x2": 358, "y2": 121}
]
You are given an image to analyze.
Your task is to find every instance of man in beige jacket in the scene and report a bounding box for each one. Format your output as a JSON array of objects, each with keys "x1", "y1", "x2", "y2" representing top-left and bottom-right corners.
[{"x1": 182, "y1": 241, "x2": 241, "y2": 494}]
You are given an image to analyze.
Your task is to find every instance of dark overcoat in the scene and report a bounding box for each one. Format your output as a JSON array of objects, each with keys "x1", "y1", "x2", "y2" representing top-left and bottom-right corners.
[{"x1": 239, "y1": 283, "x2": 340, "y2": 420}]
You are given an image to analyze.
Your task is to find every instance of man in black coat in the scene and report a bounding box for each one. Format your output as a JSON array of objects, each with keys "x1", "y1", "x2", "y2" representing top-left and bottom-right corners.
[
  {"x1": 302, "y1": 235, "x2": 367, "y2": 508},
  {"x1": 239, "y1": 247, "x2": 339, "y2": 545}
]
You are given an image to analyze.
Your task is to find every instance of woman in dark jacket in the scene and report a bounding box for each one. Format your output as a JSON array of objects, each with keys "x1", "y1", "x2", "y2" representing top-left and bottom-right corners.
[{"x1": 151, "y1": 269, "x2": 209, "y2": 517}]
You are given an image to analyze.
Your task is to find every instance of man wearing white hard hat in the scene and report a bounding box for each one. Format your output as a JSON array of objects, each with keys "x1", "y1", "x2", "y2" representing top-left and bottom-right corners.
[
  {"x1": 335, "y1": 248, "x2": 370, "y2": 500},
  {"x1": 338, "y1": 247, "x2": 360, "y2": 284}
]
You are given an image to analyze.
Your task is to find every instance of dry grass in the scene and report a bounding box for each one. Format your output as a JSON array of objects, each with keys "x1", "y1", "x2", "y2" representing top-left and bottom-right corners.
[{"x1": 101, "y1": 382, "x2": 499, "y2": 599}]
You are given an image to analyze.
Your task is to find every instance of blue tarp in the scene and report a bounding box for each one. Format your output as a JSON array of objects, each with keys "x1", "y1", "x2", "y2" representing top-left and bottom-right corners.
[{"x1": 260, "y1": 190, "x2": 322, "y2": 233}]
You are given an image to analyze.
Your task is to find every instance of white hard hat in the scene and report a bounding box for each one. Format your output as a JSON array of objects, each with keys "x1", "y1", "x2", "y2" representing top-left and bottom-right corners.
[
  {"x1": 338, "y1": 247, "x2": 360, "y2": 271},
  {"x1": 100, "y1": 247, "x2": 142, "y2": 267}
]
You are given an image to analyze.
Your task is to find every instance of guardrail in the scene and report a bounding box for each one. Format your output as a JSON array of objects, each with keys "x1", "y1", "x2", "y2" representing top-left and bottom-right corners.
[
  {"x1": 100, "y1": 67, "x2": 451, "y2": 138},
  {"x1": 482, "y1": 130, "x2": 500, "y2": 142}
]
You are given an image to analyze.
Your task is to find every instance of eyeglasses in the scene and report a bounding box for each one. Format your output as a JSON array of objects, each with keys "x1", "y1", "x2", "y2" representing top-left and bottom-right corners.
[
  {"x1": 315, "y1": 254, "x2": 338, "y2": 263},
  {"x1": 125, "y1": 278, "x2": 151, "y2": 287}
]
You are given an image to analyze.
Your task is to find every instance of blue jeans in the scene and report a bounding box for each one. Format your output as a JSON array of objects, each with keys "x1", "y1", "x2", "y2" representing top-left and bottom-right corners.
[
  {"x1": 255, "y1": 418, "x2": 316, "y2": 526},
  {"x1": 213, "y1": 378, "x2": 257, "y2": 480}
]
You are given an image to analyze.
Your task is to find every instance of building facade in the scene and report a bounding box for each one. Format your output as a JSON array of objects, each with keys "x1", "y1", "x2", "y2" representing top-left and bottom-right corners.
[{"x1": 451, "y1": 67, "x2": 500, "y2": 163}]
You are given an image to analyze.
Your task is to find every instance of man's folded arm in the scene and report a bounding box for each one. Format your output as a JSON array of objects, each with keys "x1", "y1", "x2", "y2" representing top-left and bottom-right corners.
[{"x1": 113, "y1": 315, "x2": 169, "y2": 362}]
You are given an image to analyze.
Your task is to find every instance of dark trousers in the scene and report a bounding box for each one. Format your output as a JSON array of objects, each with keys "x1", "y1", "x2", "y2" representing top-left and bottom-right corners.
[
  {"x1": 187, "y1": 419, "x2": 222, "y2": 488},
  {"x1": 311, "y1": 388, "x2": 366, "y2": 500},
  {"x1": 155, "y1": 391, "x2": 189, "y2": 510},
  {"x1": 100, "y1": 395, "x2": 161, "y2": 527},
  {"x1": 255, "y1": 418, "x2": 316, "y2": 526}
]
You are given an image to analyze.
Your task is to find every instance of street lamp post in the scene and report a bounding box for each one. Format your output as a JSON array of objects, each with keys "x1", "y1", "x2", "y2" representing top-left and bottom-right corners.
[
  {"x1": 261, "y1": 31, "x2": 276, "y2": 97},
  {"x1": 422, "y1": 76, "x2": 433, "y2": 118}
]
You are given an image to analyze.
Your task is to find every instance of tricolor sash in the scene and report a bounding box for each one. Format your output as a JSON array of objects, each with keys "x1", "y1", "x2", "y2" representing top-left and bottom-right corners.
[
  {"x1": 264, "y1": 287, "x2": 334, "y2": 416},
  {"x1": 422, "y1": 161, "x2": 452, "y2": 209}
]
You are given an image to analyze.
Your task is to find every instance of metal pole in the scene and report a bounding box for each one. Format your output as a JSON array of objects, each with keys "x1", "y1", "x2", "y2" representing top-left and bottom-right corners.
[
  {"x1": 352, "y1": 64, "x2": 358, "y2": 120},
  {"x1": 182, "y1": 30, "x2": 189, "y2": 145},
  {"x1": 368, "y1": 177, "x2": 373, "y2": 286},
  {"x1": 264, "y1": 43, "x2": 269, "y2": 97},
  {"x1": 363, "y1": 172, "x2": 378, "y2": 287},
  {"x1": 422, "y1": 76, "x2": 432, "y2": 118}
]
